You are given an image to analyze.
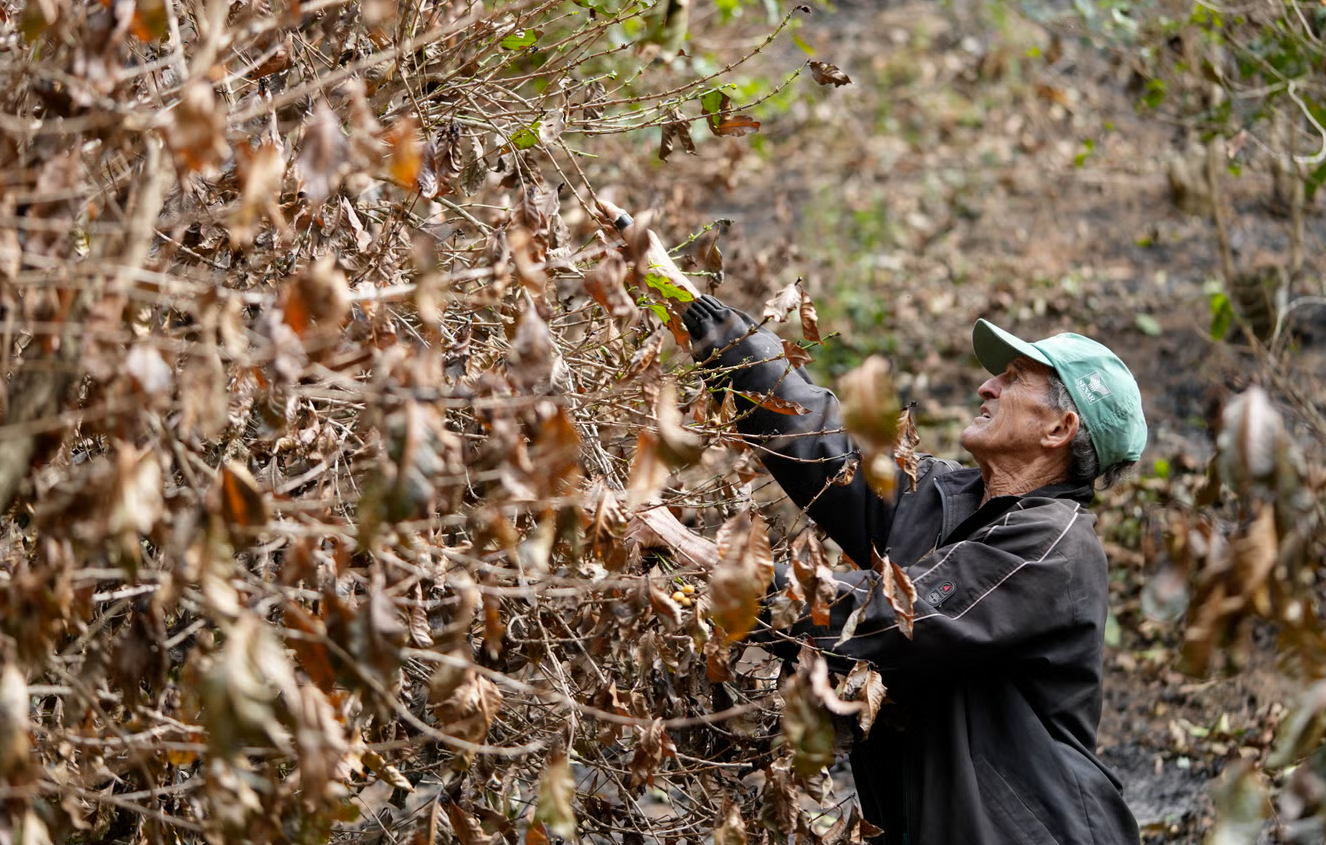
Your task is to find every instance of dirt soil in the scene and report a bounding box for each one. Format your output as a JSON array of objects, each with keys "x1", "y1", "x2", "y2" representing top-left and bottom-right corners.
[{"x1": 602, "y1": 0, "x2": 1326, "y2": 840}]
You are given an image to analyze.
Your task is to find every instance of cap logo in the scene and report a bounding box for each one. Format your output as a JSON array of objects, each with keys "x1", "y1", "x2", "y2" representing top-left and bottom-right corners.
[{"x1": 1075, "y1": 371, "x2": 1112, "y2": 405}]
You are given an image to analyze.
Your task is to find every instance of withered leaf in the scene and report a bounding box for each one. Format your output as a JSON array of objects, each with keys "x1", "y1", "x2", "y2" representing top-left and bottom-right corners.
[
  {"x1": 714, "y1": 800, "x2": 748, "y2": 845},
  {"x1": 0, "y1": 662, "x2": 31, "y2": 779},
  {"x1": 838, "y1": 356, "x2": 901, "y2": 452},
  {"x1": 283, "y1": 252, "x2": 351, "y2": 340},
  {"x1": 623, "y1": 505, "x2": 719, "y2": 568},
  {"x1": 217, "y1": 461, "x2": 268, "y2": 530},
  {"x1": 538, "y1": 108, "x2": 566, "y2": 145},
  {"x1": 446, "y1": 801, "x2": 495, "y2": 845},
  {"x1": 628, "y1": 429, "x2": 669, "y2": 508},
  {"x1": 759, "y1": 757, "x2": 798, "y2": 836},
  {"x1": 620, "y1": 329, "x2": 664, "y2": 382},
  {"x1": 705, "y1": 634, "x2": 733, "y2": 682},
  {"x1": 763, "y1": 281, "x2": 801, "y2": 323},
  {"x1": 432, "y1": 670, "x2": 504, "y2": 745},
  {"x1": 808, "y1": 61, "x2": 852, "y2": 87},
  {"x1": 535, "y1": 751, "x2": 578, "y2": 839},
  {"x1": 384, "y1": 115, "x2": 424, "y2": 189},
  {"x1": 655, "y1": 381, "x2": 704, "y2": 467},
  {"x1": 363, "y1": 749, "x2": 413, "y2": 791},
  {"x1": 822, "y1": 806, "x2": 862, "y2": 845},
  {"x1": 297, "y1": 102, "x2": 345, "y2": 209},
  {"x1": 715, "y1": 115, "x2": 760, "y2": 136},
  {"x1": 584, "y1": 252, "x2": 636, "y2": 320},
  {"x1": 872, "y1": 548, "x2": 917, "y2": 640},
  {"x1": 799, "y1": 283, "x2": 821, "y2": 343},
  {"x1": 837, "y1": 660, "x2": 887, "y2": 738},
  {"x1": 230, "y1": 142, "x2": 287, "y2": 249},
  {"x1": 628, "y1": 718, "x2": 675, "y2": 788},
  {"x1": 482, "y1": 588, "x2": 505, "y2": 660},
  {"x1": 734, "y1": 390, "x2": 811, "y2": 416},
  {"x1": 659, "y1": 110, "x2": 697, "y2": 162},
  {"x1": 708, "y1": 510, "x2": 774, "y2": 641},
  {"x1": 792, "y1": 531, "x2": 836, "y2": 626},
  {"x1": 580, "y1": 81, "x2": 607, "y2": 120},
  {"x1": 648, "y1": 576, "x2": 685, "y2": 629},
  {"x1": 168, "y1": 80, "x2": 230, "y2": 175},
  {"x1": 526, "y1": 821, "x2": 551, "y2": 845},
  {"x1": 694, "y1": 225, "x2": 724, "y2": 277},
  {"x1": 782, "y1": 339, "x2": 813, "y2": 369},
  {"x1": 780, "y1": 648, "x2": 837, "y2": 779},
  {"x1": 894, "y1": 404, "x2": 921, "y2": 492}
]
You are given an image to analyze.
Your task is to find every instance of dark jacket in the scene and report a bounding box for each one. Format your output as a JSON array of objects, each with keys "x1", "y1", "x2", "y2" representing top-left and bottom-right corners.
[{"x1": 682, "y1": 296, "x2": 1140, "y2": 845}]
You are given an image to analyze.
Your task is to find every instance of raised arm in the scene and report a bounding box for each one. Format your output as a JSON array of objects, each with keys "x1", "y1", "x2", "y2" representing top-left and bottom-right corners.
[{"x1": 682, "y1": 295, "x2": 893, "y2": 567}]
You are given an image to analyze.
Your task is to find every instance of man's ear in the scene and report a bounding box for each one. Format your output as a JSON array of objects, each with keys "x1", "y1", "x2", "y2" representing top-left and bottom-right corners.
[{"x1": 1042, "y1": 410, "x2": 1079, "y2": 449}]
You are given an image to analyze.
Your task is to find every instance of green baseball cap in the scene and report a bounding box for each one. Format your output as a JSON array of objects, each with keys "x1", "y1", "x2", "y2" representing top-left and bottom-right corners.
[{"x1": 972, "y1": 319, "x2": 1147, "y2": 467}]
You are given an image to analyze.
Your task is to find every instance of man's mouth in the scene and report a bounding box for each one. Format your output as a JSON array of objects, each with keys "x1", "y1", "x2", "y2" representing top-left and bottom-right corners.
[{"x1": 977, "y1": 404, "x2": 993, "y2": 420}]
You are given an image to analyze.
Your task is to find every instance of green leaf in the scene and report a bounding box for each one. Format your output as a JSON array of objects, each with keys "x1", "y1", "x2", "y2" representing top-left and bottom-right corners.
[
  {"x1": 792, "y1": 34, "x2": 815, "y2": 55},
  {"x1": 1140, "y1": 79, "x2": 1166, "y2": 110},
  {"x1": 1074, "y1": 138, "x2": 1095, "y2": 169},
  {"x1": 643, "y1": 301, "x2": 668, "y2": 322},
  {"x1": 501, "y1": 30, "x2": 539, "y2": 50},
  {"x1": 1210, "y1": 292, "x2": 1234, "y2": 341},
  {"x1": 1135, "y1": 313, "x2": 1162, "y2": 337},
  {"x1": 700, "y1": 88, "x2": 731, "y2": 134},
  {"x1": 511, "y1": 123, "x2": 541, "y2": 149},
  {"x1": 643, "y1": 272, "x2": 695, "y2": 302}
]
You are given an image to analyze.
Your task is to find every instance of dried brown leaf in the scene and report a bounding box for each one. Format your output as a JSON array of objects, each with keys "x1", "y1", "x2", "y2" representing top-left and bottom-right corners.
[
  {"x1": 808, "y1": 61, "x2": 852, "y2": 87},
  {"x1": 708, "y1": 510, "x2": 774, "y2": 641},
  {"x1": 230, "y1": 142, "x2": 287, "y2": 249},
  {"x1": 734, "y1": 390, "x2": 811, "y2": 416},
  {"x1": 620, "y1": 329, "x2": 664, "y2": 382},
  {"x1": 297, "y1": 102, "x2": 345, "y2": 209},
  {"x1": 894, "y1": 404, "x2": 921, "y2": 492},
  {"x1": 629, "y1": 718, "x2": 675, "y2": 788},
  {"x1": 584, "y1": 251, "x2": 637, "y2": 320},
  {"x1": 535, "y1": 751, "x2": 578, "y2": 839},
  {"x1": 659, "y1": 110, "x2": 697, "y2": 162},
  {"x1": 168, "y1": 81, "x2": 229, "y2": 175},
  {"x1": 628, "y1": 428, "x2": 669, "y2": 507},
  {"x1": 782, "y1": 339, "x2": 813, "y2": 369},
  {"x1": 837, "y1": 660, "x2": 887, "y2": 738},
  {"x1": 872, "y1": 548, "x2": 917, "y2": 639},
  {"x1": 0, "y1": 662, "x2": 31, "y2": 779},
  {"x1": 715, "y1": 114, "x2": 760, "y2": 136},
  {"x1": 217, "y1": 461, "x2": 268, "y2": 530},
  {"x1": 838, "y1": 356, "x2": 900, "y2": 452},
  {"x1": 781, "y1": 646, "x2": 838, "y2": 779},
  {"x1": 447, "y1": 801, "x2": 495, "y2": 845},
  {"x1": 432, "y1": 670, "x2": 504, "y2": 746},
  {"x1": 384, "y1": 115, "x2": 423, "y2": 189},
  {"x1": 714, "y1": 800, "x2": 748, "y2": 845},
  {"x1": 798, "y1": 282, "x2": 821, "y2": 343},
  {"x1": 763, "y1": 281, "x2": 801, "y2": 323}
]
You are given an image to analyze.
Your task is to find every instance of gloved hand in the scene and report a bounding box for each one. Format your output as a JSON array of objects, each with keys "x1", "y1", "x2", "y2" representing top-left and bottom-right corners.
[{"x1": 682, "y1": 294, "x2": 755, "y2": 366}]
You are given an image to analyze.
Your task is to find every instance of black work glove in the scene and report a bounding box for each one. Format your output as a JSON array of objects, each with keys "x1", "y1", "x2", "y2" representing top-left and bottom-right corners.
[{"x1": 681, "y1": 294, "x2": 763, "y2": 368}]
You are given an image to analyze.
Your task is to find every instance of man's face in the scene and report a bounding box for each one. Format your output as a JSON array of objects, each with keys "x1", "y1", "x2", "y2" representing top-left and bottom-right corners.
[{"x1": 959, "y1": 357, "x2": 1064, "y2": 464}]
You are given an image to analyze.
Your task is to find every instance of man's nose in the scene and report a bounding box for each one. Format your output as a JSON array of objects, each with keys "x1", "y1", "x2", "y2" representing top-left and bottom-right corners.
[{"x1": 977, "y1": 376, "x2": 1000, "y2": 399}]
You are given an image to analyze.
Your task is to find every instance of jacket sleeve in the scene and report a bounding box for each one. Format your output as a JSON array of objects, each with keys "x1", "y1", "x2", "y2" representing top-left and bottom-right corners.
[
  {"x1": 682, "y1": 295, "x2": 893, "y2": 567},
  {"x1": 770, "y1": 499, "x2": 1104, "y2": 679}
]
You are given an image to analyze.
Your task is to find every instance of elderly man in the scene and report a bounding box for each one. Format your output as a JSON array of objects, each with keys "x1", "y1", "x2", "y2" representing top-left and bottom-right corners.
[{"x1": 680, "y1": 294, "x2": 1145, "y2": 845}]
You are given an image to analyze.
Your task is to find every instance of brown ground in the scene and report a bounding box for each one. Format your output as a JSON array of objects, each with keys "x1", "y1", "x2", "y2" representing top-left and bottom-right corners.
[{"x1": 601, "y1": 0, "x2": 1326, "y2": 839}]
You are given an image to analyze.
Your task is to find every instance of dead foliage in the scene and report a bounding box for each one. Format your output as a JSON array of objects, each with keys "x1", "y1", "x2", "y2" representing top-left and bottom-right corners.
[{"x1": 0, "y1": 1, "x2": 894, "y2": 843}]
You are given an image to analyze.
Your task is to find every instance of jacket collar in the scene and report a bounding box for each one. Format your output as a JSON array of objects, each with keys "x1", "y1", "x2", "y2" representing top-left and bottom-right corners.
[{"x1": 935, "y1": 470, "x2": 1094, "y2": 546}]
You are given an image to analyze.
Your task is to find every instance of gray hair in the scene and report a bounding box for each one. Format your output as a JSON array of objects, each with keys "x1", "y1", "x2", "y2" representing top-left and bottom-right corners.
[{"x1": 1045, "y1": 371, "x2": 1135, "y2": 490}]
